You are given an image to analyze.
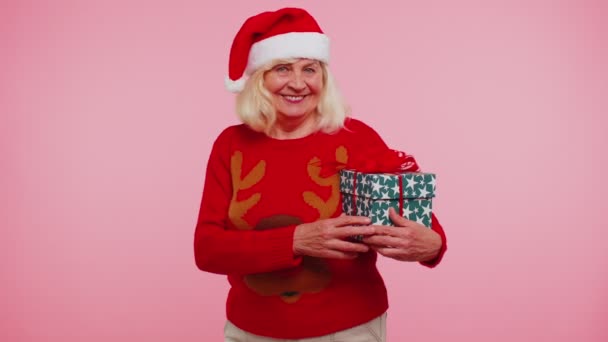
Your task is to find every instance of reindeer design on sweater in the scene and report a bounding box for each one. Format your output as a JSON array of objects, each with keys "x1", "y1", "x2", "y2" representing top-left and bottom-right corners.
[{"x1": 228, "y1": 146, "x2": 348, "y2": 303}]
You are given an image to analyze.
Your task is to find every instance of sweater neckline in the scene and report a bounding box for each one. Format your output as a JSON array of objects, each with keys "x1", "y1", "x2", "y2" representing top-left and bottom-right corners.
[
  {"x1": 264, "y1": 131, "x2": 320, "y2": 143},
  {"x1": 248, "y1": 126, "x2": 325, "y2": 146}
]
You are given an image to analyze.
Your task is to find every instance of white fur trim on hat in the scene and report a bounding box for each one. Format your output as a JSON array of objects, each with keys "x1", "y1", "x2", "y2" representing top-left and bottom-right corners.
[
  {"x1": 224, "y1": 76, "x2": 246, "y2": 93},
  {"x1": 245, "y1": 32, "x2": 330, "y2": 75}
]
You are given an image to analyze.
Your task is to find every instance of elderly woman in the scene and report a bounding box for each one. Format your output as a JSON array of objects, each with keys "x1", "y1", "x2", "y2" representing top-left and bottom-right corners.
[{"x1": 194, "y1": 7, "x2": 447, "y2": 342}]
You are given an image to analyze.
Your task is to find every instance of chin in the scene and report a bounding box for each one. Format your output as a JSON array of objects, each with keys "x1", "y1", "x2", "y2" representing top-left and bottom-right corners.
[
  {"x1": 276, "y1": 106, "x2": 311, "y2": 117},
  {"x1": 282, "y1": 111, "x2": 307, "y2": 117}
]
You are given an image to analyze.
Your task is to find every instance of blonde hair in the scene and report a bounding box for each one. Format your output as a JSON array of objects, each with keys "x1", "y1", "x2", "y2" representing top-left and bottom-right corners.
[{"x1": 235, "y1": 59, "x2": 349, "y2": 135}]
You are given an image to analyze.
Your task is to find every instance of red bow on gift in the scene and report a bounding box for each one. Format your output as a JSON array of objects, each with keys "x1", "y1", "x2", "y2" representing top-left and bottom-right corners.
[
  {"x1": 317, "y1": 148, "x2": 420, "y2": 177},
  {"x1": 346, "y1": 148, "x2": 420, "y2": 173},
  {"x1": 316, "y1": 148, "x2": 421, "y2": 220}
]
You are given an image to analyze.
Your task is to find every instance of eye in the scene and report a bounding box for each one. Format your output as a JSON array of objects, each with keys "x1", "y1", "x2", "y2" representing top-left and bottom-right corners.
[
  {"x1": 304, "y1": 67, "x2": 317, "y2": 73},
  {"x1": 275, "y1": 65, "x2": 289, "y2": 72}
]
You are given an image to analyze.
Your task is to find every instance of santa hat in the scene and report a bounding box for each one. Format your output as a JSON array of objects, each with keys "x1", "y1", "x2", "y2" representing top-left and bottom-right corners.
[{"x1": 225, "y1": 8, "x2": 330, "y2": 92}]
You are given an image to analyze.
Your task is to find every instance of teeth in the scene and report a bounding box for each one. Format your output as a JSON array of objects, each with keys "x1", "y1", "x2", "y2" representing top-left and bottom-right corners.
[{"x1": 284, "y1": 96, "x2": 304, "y2": 101}]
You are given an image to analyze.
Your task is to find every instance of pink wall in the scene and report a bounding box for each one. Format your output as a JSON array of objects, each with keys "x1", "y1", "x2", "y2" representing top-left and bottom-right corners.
[{"x1": 2, "y1": 0, "x2": 607, "y2": 341}]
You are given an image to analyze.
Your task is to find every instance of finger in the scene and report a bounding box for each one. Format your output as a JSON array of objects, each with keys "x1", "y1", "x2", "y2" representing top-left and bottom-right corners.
[
  {"x1": 340, "y1": 252, "x2": 359, "y2": 259},
  {"x1": 333, "y1": 225, "x2": 375, "y2": 238},
  {"x1": 370, "y1": 225, "x2": 409, "y2": 237},
  {"x1": 362, "y1": 235, "x2": 404, "y2": 248},
  {"x1": 388, "y1": 207, "x2": 412, "y2": 227},
  {"x1": 331, "y1": 215, "x2": 371, "y2": 227},
  {"x1": 323, "y1": 250, "x2": 359, "y2": 260},
  {"x1": 327, "y1": 239, "x2": 370, "y2": 253}
]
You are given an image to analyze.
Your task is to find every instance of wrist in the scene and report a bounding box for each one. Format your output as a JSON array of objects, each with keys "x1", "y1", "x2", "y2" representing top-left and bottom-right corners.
[
  {"x1": 422, "y1": 233, "x2": 442, "y2": 261},
  {"x1": 293, "y1": 224, "x2": 303, "y2": 256}
]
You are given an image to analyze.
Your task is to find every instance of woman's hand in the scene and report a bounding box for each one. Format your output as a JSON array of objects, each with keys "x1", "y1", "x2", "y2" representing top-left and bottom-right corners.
[
  {"x1": 293, "y1": 215, "x2": 375, "y2": 259},
  {"x1": 362, "y1": 208, "x2": 441, "y2": 262}
]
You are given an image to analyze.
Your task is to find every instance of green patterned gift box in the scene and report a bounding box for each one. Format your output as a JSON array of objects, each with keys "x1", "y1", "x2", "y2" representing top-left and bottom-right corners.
[{"x1": 339, "y1": 170, "x2": 436, "y2": 228}]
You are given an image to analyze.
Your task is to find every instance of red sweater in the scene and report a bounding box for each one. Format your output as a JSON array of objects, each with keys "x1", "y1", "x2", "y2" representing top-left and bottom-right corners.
[{"x1": 194, "y1": 118, "x2": 447, "y2": 339}]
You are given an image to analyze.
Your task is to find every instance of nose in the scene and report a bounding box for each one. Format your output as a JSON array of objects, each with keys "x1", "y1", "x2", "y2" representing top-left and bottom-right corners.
[{"x1": 287, "y1": 71, "x2": 306, "y2": 91}]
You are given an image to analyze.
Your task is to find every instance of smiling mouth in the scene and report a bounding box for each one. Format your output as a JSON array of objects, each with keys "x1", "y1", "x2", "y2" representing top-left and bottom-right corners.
[{"x1": 281, "y1": 95, "x2": 307, "y2": 103}]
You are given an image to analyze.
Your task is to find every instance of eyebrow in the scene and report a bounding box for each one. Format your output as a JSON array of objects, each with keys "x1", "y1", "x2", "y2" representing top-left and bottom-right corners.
[
  {"x1": 273, "y1": 62, "x2": 319, "y2": 70},
  {"x1": 302, "y1": 62, "x2": 320, "y2": 68}
]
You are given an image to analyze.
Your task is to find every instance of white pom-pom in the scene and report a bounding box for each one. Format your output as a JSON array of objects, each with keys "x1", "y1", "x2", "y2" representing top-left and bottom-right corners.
[{"x1": 224, "y1": 76, "x2": 246, "y2": 93}]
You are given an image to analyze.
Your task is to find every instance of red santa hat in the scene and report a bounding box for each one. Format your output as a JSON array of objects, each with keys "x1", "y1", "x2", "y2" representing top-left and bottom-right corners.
[{"x1": 225, "y1": 7, "x2": 330, "y2": 92}]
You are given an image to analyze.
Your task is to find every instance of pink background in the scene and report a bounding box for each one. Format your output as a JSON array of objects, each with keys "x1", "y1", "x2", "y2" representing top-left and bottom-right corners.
[{"x1": 2, "y1": 0, "x2": 607, "y2": 341}]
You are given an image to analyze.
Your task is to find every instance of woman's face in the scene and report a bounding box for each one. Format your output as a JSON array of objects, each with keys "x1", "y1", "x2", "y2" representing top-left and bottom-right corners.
[{"x1": 263, "y1": 59, "x2": 323, "y2": 120}]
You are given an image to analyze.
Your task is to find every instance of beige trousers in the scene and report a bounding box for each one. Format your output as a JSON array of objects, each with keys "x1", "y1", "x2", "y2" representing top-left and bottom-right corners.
[{"x1": 224, "y1": 312, "x2": 386, "y2": 342}]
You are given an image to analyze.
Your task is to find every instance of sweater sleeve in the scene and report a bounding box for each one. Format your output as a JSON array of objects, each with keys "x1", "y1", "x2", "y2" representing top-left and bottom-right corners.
[
  {"x1": 419, "y1": 213, "x2": 447, "y2": 268},
  {"x1": 193, "y1": 127, "x2": 302, "y2": 275},
  {"x1": 345, "y1": 117, "x2": 389, "y2": 151}
]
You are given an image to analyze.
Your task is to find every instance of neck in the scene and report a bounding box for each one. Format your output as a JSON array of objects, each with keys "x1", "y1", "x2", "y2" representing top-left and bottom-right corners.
[{"x1": 269, "y1": 112, "x2": 318, "y2": 140}]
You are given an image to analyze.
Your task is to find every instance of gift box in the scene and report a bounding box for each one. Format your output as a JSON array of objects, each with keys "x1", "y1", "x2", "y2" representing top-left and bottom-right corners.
[{"x1": 339, "y1": 167, "x2": 436, "y2": 228}]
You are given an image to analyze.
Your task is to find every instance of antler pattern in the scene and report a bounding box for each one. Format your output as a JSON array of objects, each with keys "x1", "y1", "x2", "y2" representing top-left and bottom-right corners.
[
  {"x1": 228, "y1": 151, "x2": 266, "y2": 230},
  {"x1": 303, "y1": 146, "x2": 348, "y2": 219}
]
